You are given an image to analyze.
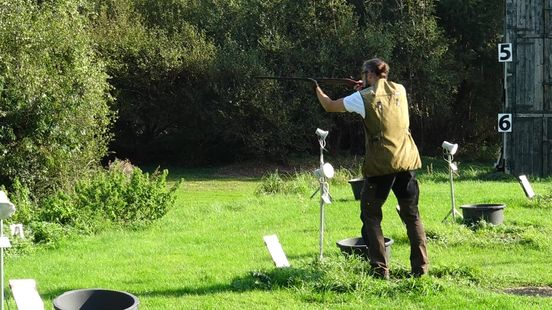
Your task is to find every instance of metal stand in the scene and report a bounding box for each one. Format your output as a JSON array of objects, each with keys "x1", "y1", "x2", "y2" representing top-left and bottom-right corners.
[
  {"x1": 0, "y1": 191, "x2": 15, "y2": 310},
  {"x1": 314, "y1": 133, "x2": 331, "y2": 260},
  {"x1": 0, "y1": 220, "x2": 11, "y2": 310},
  {"x1": 442, "y1": 152, "x2": 462, "y2": 222}
]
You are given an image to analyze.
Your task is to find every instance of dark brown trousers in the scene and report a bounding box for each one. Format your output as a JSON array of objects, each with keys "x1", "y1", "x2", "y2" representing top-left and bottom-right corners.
[{"x1": 360, "y1": 170, "x2": 429, "y2": 276}]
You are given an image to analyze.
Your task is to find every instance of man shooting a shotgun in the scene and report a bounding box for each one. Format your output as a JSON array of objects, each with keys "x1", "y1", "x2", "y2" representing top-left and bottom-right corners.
[{"x1": 312, "y1": 58, "x2": 429, "y2": 279}]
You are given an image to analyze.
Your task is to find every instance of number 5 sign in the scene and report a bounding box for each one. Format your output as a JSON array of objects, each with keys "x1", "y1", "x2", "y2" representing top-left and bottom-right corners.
[
  {"x1": 498, "y1": 113, "x2": 512, "y2": 132},
  {"x1": 498, "y1": 43, "x2": 512, "y2": 62}
]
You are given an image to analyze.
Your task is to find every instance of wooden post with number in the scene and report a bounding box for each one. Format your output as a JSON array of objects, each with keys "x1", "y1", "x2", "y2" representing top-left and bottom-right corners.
[{"x1": 498, "y1": 42, "x2": 512, "y2": 172}]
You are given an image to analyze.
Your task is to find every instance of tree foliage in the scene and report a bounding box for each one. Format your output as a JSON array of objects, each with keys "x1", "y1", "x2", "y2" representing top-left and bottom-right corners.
[
  {"x1": 0, "y1": 0, "x2": 113, "y2": 197},
  {"x1": 89, "y1": 0, "x2": 502, "y2": 163},
  {"x1": 436, "y1": 0, "x2": 503, "y2": 155},
  {"x1": 1, "y1": 0, "x2": 504, "y2": 172}
]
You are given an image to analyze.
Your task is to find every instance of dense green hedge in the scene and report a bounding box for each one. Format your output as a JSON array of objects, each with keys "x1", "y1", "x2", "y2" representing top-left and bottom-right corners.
[
  {"x1": 0, "y1": 0, "x2": 113, "y2": 197},
  {"x1": 0, "y1": 1, "x2": 181, "y2": 244}
]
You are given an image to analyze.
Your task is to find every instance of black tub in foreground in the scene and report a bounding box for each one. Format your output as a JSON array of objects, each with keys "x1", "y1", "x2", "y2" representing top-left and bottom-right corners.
[{"x1": 53, "y1": 289, "x2": 139, "y2": 310}]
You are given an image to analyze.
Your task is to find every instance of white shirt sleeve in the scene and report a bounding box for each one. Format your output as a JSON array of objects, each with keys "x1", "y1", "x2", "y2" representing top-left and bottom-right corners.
[{"x1": 343, "y1": 92, "x2": 365, "y2": 118}]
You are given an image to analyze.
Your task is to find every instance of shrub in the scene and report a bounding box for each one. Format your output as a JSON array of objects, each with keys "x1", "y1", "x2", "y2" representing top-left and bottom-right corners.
[
  {"x1": 43, "y1": 160, "x2": 181, "y2": 229},
  {"x1": 5, "y1": 179, "x2": 36, "y2": 225},
  {"x1": 28, "y1": 221, "x2": 68, "y2": 245},
  {"x1": 6, "y1": 160, "x2": 181, "y2": 244}
]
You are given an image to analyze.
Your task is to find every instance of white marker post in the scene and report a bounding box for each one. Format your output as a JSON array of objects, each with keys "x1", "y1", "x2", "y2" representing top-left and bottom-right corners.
[
  {"x1": 0, "y1": 192, "x2": 15, "y2": 310},
  {"x1": 518, "y1": 175, "x2": 536, "y2": 199},
  {"x1": 263, "y1": 235, "x2": 290, "y2": 268}
]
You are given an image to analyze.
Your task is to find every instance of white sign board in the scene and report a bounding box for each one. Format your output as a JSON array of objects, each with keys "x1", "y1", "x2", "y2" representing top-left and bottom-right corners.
[
  {"x1": 9, "y1": 279, "x2": 45, "y2": 310},
  {"x1": 518, "y1": 175, "x2": 535, "y2": 199},
  {"x1": 263, "y1": 234, "x2": 290, "y2": 268},
  {"x1": 498, "y1": 113, "x2": 512, "y2": 132},
  {"x1": 498, "y1": 43, "x2": 513, "y2": 62}
]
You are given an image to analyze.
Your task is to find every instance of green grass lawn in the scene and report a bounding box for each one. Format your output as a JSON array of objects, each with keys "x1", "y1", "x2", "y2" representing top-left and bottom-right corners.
[{"x1": 5, "y1": 159, "x2": 552, "y2": 309}]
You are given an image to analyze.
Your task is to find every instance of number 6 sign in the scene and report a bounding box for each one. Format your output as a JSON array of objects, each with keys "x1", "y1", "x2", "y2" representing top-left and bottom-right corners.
[{"x1": 498, "y1": 113, "x2": 512, "y2": 132}]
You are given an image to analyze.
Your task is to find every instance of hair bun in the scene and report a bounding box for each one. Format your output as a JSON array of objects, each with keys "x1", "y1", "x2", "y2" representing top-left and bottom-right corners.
[{"x1": 362, "y1": 58, "x2": 389, "y2": 79}]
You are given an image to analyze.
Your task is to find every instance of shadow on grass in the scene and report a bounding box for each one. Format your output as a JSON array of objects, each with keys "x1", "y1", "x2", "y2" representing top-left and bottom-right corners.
[
  {"x1": 118, "y1": 267, "x2": 324, "y2": 298},
  {"x1": 38, "y1": 259, "x2": 486, "y2": 302},
  {"x1": 333, "y1": 197, "x2": 358, "y2": 203},
  {"x1": 131, "y1": 261, "x2": 469, "y2": 298},
  {"x1": 41, "y1": 283, "x2": 247, "y2": 301}
]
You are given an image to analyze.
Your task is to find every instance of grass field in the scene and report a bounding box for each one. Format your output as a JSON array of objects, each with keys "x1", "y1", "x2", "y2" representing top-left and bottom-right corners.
[{"x1": 5, "y1": 158, "x2": 552, "y2": 309}]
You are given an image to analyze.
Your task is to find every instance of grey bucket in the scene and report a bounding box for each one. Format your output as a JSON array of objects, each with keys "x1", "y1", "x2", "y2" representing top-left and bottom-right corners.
[
  {"x1": 53, "y1": 289, "x2": 139, "y2": 310},
  {"x1": 348, "y1": 178, "x2": 364, "y2": 200},
  {"x1": 336, "y1": 237, "x2": 394, "y2": 261},
  {"x1": 460, "y1": 203, "x2": 506, "y2": 225}
]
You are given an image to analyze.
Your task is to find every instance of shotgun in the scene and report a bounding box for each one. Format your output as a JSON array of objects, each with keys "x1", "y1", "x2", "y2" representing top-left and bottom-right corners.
[{"x1": 255, "y1": 76, "x2": 361, "y2": 87}]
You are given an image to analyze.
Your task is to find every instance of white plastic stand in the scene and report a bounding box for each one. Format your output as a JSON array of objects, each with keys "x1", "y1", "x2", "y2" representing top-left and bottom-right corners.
[
  {"x1": 442, "y1": 153, "x2": 462, "y2": 222},
  {"x1": 315, "y1": 131, "x2": 332, "y2": 260}
]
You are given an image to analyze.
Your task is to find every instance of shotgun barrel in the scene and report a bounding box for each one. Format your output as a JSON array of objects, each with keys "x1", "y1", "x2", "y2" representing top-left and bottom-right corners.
[{"x1": 255, "y1": 76, "x2": 360, "y2": 87}]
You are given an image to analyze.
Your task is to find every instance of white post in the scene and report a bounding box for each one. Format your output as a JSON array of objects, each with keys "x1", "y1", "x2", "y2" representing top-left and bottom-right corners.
[
  {"x1": 442, "y1": 153, "x2": 462, "y2": 222},
  {"x1": 1, "y1": 219, "x2": 4, "y2": 310},
  {"x1": 448, "y1": 154, "x2": 456, "y2": 221},
  {"x1": 503, "y1": 60, "x2": 509, "y2": 173},
  {"x1": 503, "y1": 2, "x2": 510, "y2": 173},
  {"x1": 314, "y1": 129, "x2": 333, "y2": 260},
  {"x1": 318, "y1": 141, "x2": 325, "y2": 260},
  {"x1": 0, "y1": 191, "x2": 16, "y2": 310}
]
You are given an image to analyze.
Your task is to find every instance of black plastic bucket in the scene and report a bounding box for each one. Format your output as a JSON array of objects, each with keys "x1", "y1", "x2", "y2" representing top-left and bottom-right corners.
[
  {"x1": 336, "y1": 237, "x2": 394, "y2": 261},
  {"x1": 348, "y1": 178, "x2": 364, "y2": 200},
  {"x1": 460, "y1": 204, "x2": 506, "y2": 225},
  {"x1": 53, "y1": 289, "x2": 139, "y2": 310}
]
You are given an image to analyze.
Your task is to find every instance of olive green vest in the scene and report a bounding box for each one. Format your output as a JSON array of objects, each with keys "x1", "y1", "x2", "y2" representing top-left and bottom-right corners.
[{"x1": 360, "y1": 79, "x2": 421, "y2": 177}]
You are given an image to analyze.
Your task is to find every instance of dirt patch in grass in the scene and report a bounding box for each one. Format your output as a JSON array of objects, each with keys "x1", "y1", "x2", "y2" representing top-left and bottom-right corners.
[
  {"x1": 214, "y1": 156, "x2": 361, "y2": 178},
  {"x1": 503, "y1": 286, "x2": 552, "y2": 297},
  {"x1": 215, "y1": 160, "x2": 312, "y2": 178}
]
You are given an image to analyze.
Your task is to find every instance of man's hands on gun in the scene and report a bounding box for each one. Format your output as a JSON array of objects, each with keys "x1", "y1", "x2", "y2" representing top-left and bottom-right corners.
[
  {"x1": 307, "y1": 77, "x2": 363, "y2": 92},
  {"x1": 353, "y1": 79, "x2": 364, "y2": 91},
  {"x1": 307, "y1": 78, "x2": 319, "y2": 90}
]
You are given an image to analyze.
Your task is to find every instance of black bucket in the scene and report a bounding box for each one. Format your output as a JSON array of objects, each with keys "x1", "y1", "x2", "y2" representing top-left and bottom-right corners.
[
  {"x1": 460, "y1": 204, "x2": 506, "y2": 225},
  {"x1": 348, "y1": 178, "x2": 364, "y2": 200},
  {"x1": 53, "y1": 289, "x2": 139, "y2": 310},
  {"x1": 336, "y1": 237, "x2": 394, "y2": 261}
]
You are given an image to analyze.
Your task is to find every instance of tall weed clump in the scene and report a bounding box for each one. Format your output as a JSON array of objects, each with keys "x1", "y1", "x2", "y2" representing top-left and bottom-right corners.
[
  {"x1": 255, "y1": 170, "x2": 315, "y2": 196},
  {"x1": 528, "y1": 187, "x2": 552, "y2": 209},
  {"x1": 255, "y1": 167, "x2": 354, "y2": 196}
]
